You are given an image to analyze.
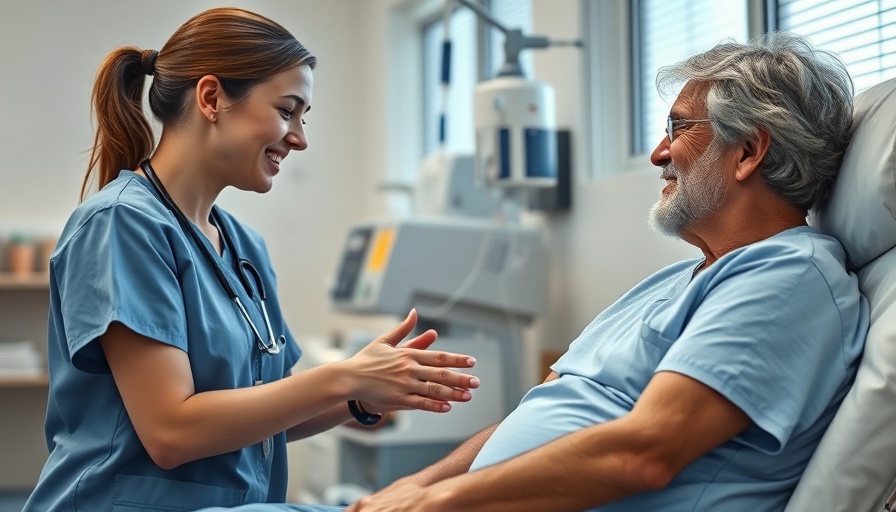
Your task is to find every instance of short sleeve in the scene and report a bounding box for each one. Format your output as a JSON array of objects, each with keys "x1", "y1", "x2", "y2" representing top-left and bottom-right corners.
[
  {"x1": 654, "y1": 244, "x2": 849, "y2": 454},
  {"x1": 55, "y1": 202, "x2": 188, "y2": 373}
]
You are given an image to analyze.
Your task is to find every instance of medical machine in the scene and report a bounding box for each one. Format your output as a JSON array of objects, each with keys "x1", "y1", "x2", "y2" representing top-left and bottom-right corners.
[
  {"x1": 331, "y1": 216, "x2": 547, "y2": 412},
  {"x1": 451, "y1": 0, "x2": 581, "y2": 189},
  {"x1": 412, "y1": 153, "x2": 498, "y2": 218},
  {"x1": 294, "y1": 216, "x2": 547, "y2": 504}
]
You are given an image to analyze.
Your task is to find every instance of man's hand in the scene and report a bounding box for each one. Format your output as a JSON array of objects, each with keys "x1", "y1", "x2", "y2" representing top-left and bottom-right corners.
[{"x1": 345, "y1": 479, "x2": 434, "y2": 512}]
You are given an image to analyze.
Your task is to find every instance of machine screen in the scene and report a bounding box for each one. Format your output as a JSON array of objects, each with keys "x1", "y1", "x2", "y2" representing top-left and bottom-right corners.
[{"x1": 331, "y1": 227, "x2": 373, "y2": 301}]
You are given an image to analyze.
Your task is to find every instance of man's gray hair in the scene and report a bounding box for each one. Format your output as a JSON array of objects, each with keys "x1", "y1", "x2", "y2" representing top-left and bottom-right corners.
[{"x1": 657, "y1": 32, "x2": 854, "y2": 211}]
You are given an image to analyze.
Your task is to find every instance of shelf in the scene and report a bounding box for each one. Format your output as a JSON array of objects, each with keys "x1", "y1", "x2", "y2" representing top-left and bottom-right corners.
[
  {"x1": 0, "y1": 373, "x2": 49, "y2": 388},
  {"x1": 0, "y1": 273, "x2": 49, "y2": 290}
]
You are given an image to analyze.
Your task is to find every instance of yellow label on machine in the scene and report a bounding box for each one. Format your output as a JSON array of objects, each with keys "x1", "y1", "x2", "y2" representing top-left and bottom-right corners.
[{"x1": 367, "y1": 227, "x2": 396, "y2": 273}]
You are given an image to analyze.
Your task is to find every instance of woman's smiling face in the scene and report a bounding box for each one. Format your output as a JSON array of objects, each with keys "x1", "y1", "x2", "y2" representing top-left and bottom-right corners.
[{"x1": 211, "y1": 64, "x2": 313, "y2": 193}]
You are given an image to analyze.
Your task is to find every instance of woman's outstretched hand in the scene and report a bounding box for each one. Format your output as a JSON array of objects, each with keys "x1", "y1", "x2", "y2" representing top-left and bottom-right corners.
[{"x1": 339, "y1": 309, "x2": 479, "y2": 414}]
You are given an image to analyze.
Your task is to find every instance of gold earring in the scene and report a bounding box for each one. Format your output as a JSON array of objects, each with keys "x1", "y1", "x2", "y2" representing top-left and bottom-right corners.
[{"x1": 209, "y1": 113, "x2": 217, "y2": 122}]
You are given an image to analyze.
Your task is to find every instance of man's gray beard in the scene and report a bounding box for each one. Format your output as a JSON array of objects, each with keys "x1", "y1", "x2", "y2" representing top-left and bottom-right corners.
[{"x1": 648, "y1": 140, "x2": 728, "y2": 238}]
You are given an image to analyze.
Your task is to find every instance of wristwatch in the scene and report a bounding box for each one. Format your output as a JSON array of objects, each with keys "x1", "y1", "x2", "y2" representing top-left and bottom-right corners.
[{"x1": 347, "y1": 400, "x2": 383, "y2": 426}]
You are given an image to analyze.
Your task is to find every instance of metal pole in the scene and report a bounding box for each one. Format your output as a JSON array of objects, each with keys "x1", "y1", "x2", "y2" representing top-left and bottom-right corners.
[{"x1": 454, "y1": 0, "x2": 509, "y2": 34}]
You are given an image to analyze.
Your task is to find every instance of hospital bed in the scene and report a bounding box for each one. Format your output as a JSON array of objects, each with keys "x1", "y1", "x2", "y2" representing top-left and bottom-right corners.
[{"x1": 783, "y1": 77, "x2": 896, "y2": 511}]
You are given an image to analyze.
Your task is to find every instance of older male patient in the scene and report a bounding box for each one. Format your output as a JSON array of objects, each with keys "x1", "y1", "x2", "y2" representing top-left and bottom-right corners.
[{"x1": 347, "y1": 33, "x2": 869, "y2": 512}]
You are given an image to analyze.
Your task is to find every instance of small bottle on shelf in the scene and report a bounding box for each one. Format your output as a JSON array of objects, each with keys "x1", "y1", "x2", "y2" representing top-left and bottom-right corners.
[{"x1": 7, "y1": 234, "x2": 36, "y2": 276}]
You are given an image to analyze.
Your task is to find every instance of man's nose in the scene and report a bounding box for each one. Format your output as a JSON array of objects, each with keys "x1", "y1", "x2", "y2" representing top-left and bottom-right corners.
[{"x1": 650, "y1": 137, "x2": 671, "y2": 167}]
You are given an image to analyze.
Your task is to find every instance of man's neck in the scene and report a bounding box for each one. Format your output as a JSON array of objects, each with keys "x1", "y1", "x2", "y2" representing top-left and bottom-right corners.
[{"x1": 682, "y1": 194, "x2": 807, "y2": 269}]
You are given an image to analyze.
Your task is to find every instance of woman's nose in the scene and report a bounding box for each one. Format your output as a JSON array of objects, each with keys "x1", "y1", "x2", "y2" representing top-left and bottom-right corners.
[{"x1": 286, "y1": 125, "x2": 308, "y2": 151}]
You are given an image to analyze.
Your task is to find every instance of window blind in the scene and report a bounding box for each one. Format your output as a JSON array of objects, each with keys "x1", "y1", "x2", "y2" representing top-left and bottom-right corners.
[
  {"x1": 778, "y1": 0, "x2": 896, "y2": 93},
  {"x1": 634, "y1": 0, "x2": 749, "y2": 154}
]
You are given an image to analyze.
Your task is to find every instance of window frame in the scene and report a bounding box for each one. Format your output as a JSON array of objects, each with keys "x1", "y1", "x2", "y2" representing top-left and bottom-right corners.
[
  {"x1": 583, "y1": 0, "x2": 646, "y2": 178},
  {"x1": 583, "y1": 0, "x2": 768, "y2": 179}
]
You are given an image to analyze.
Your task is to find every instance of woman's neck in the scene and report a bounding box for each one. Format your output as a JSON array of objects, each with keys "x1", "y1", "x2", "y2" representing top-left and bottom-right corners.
[{"x1": 146, "y1": 136, "x2": 224, "y2": 229}]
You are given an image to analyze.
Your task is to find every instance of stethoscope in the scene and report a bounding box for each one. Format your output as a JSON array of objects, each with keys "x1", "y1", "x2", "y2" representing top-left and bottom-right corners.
[{"x1": 140, "y1": 160, "x2": 285, "y2": 356}]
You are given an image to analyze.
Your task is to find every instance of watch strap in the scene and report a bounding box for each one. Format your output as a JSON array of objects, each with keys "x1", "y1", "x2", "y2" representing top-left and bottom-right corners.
[{"x1": 347, "y1": 400, "x2": 383, "y2": 426}]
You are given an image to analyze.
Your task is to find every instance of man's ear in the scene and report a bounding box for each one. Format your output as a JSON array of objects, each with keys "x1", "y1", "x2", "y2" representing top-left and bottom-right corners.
[
  {"x1": 734, "y1": 128, "x2": 770, "y2": 182},
  {"x1": 196, "y1": 75, "x2": 222, "y2": 121}
]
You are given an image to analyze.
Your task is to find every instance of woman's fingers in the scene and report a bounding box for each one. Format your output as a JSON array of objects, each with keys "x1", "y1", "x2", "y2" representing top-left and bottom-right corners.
[
  {"x1": 399, "y1": 329, "x2": 438, "y2": 350},
  {"x1": 349, "y1": 313, "x2": 483, "y2": 411},
  {"x1": 416, "y1": 380, "x2": 473, "y2": 402},
  {"x1": 408, "y1": 348, "x2": 477, "y2": 370},
  {"x1": 406, "y1": 396, "x2": 453, "y2": 413},
  {"x1": 377, "y1": 309, "x2": 418, "y2": 347},
  {"x1": 416, "y1": 366, "x2": 480, "y2": 391}
]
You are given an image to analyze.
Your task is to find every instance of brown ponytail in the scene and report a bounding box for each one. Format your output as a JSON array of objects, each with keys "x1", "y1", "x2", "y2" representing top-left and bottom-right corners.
[
  {"x1": 81, "y1": 7, "x2": 317, "y2": 201},
  {"x1": 81, "y1": 47, "x2": 154, "y2": 201}
]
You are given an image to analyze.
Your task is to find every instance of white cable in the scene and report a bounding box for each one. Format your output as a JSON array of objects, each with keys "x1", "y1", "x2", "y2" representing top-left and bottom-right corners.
[{"x1": 422, "y1": 221, "x2": 497, "y2": 319}]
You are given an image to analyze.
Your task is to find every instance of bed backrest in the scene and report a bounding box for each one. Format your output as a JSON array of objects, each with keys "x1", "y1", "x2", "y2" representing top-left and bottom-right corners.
[{"x1": 784, "y1": 77, "x2": 896, "y2": 512}]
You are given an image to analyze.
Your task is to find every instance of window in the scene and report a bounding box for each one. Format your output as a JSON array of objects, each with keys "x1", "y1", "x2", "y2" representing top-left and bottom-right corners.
[
  {"x1": 422, "y1": 8, "x2": 478, "y2": 155},
  {"x1": 421, "y1": 0, "x2": 533, "y2": 156},
  {"x1": 776, "y1": 0, "x2": 896, "y2": 93},
  {"x1": 622, "y1": 0, "x2": 896, "y2": 163},
  {"x1": 632, "y1": 0, "x2": 749, "y2": 154}
]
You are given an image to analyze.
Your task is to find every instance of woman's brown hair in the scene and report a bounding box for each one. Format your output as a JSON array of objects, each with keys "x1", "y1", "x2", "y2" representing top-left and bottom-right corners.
[{"x1": 81, "y1": 7, "x2": 317, "y2": 200}]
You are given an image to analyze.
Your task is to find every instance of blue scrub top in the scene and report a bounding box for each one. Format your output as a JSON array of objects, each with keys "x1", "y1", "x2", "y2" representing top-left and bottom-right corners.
[
  {"x1": 471, "y1": 226, "x2": 868, "y2": 511},
  {"x1": 25, "y1": 170, "x2": 302, "y2": 511}
]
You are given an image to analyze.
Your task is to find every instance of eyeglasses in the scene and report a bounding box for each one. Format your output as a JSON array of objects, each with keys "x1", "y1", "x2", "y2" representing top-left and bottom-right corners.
[{"x1": 666, "y1": 115, "x2": 712, "y2": 142}]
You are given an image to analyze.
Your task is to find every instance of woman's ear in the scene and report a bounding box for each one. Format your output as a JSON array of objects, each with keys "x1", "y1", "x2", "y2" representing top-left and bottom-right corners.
[
  {"x1": 734, "y1": 128, "x2": 770, "y2": 182},
  {"x1": 196, "y1": 75, "x2": 222, "y2": 122}
]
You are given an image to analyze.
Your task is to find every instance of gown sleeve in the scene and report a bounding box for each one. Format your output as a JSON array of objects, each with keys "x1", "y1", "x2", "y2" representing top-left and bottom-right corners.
[{"x1": 654, "y1": 240, "x2": 856, "y2": 454}]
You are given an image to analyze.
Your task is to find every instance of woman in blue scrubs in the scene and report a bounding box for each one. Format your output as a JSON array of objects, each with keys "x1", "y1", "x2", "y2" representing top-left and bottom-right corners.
[{"x1": 24, "y1": 7, "x2": 479, "y2": 511}]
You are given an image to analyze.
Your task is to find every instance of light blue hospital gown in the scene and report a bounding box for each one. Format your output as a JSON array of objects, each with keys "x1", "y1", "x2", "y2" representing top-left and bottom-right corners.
[
  {"x1": 470, "y1": 226, "x2": 869, "y2": 511},
  {"x1": 24, "y1": 170, "x2": 338, "y2": 512}
]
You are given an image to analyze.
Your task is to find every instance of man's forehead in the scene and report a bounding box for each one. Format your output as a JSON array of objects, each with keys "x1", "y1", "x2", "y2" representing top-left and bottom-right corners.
[{"x1": 671, "y1": 81, "x2": 711, "y2": 115}]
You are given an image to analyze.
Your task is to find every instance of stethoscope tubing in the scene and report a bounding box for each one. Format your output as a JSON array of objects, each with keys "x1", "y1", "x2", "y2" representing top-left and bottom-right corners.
[{"x1": 139, "y1": 160, "x2": 283, "y2": 355}]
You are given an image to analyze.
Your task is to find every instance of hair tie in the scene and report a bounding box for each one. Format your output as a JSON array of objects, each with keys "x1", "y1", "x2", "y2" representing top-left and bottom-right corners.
[{"x1": 141, "y1": 49, "x2": 159, "y2": 76}]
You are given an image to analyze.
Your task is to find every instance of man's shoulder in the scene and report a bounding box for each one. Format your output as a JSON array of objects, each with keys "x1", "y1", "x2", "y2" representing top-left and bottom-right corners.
[{"x1": 721, "y1": 226, "x2": 847, "y2": 275}]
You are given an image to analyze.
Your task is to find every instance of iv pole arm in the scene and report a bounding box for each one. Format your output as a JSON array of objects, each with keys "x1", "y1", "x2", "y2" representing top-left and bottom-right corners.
[
  {"x1": 452, "y1": 0, "x2": 583, "y2": 48},
  {"x1": 454, "y1": 0, "x2": 510, "y2": 34},
  {"x1": 452, "y1": 0, "x2": 581, "y2": 77}
]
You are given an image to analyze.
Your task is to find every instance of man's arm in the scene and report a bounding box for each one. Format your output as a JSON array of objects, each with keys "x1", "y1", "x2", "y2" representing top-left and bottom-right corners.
[
  {"x1": 406, "y1": 371, "x2": 559, "y2": 485},
  {"x1": 351, "y1": 370, "x2": 750, "y2": 512},
  {"x1": 347, "y1": 372, "x2": 560, "y2": 509}
]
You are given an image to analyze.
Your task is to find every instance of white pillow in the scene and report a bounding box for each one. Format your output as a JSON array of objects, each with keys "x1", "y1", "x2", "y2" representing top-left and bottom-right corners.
[
  {"x1": 785, "y1": 78, "x2": 896, "y2": 511},
  {"x1": 810, "y1": 78, "x2": 896, "y2": 269}
]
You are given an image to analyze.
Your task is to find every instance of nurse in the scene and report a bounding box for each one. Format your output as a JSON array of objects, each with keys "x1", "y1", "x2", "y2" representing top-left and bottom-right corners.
[{"x1": 24, "y1": 7, "x2": 479, "y2": 512}]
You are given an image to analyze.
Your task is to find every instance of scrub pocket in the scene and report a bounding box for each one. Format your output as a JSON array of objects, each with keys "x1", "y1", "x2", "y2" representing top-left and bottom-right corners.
[
  {"x1": 582, "y1": 299, "x2": 679, "y2": 396},
  {"x1": 112, "y1": 474, "x2": 247, "y2": 511},
  {"x1": 638, "y1": 298, "x2": 678, "y2": 366}
]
